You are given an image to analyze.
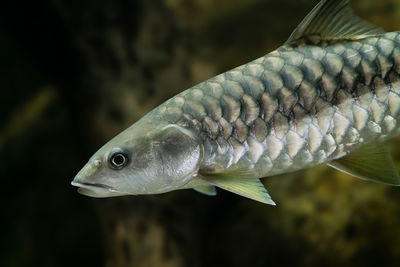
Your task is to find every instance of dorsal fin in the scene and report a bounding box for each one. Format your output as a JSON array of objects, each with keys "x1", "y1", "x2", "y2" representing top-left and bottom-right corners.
[{"x1": 286, "y1": 0, "x2": 384, "y2": 44}]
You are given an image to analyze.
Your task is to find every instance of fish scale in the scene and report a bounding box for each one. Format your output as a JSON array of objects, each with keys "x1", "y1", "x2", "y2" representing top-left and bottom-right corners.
[{"x1": 159, "y1": 32, "x2": 400, "y2": 176}]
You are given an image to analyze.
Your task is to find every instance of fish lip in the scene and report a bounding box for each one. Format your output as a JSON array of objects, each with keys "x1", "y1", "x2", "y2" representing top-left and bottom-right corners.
[{"x1": 71, "y1": 181, "x2": 119, "y2": 193}]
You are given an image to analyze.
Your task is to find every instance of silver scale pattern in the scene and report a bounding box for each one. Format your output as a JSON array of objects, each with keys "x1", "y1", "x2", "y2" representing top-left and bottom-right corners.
[{"x1": 158, "y1": 31, "x2": 400, "y2": 177}]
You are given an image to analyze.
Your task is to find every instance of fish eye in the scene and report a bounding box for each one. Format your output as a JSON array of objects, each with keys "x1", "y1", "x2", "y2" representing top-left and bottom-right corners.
[{"x1": 108, "y1": 149, "x2": 130, "y2": 170}]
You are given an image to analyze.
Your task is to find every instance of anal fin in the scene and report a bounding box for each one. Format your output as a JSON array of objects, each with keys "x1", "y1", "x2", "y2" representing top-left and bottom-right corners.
[{"x1": 328, "y1": 142, "x2": 400, "y2": 186}]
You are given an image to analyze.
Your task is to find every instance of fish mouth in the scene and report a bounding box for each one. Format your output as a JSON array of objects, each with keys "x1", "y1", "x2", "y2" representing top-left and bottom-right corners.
[{"x1": 71, "y1": 181, "x2": 125, "y2": 198}]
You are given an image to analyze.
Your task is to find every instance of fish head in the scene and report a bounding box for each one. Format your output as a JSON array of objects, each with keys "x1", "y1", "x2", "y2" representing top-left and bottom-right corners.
[{"x1": 71, "y1": 122, "x2": 203, "y2": 197}]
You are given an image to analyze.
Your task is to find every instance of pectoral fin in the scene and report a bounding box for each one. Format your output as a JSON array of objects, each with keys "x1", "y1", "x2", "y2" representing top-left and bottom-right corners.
[
  {"x1": 198, "y1": 169, "x2": 275, "y2": 205},
  {"x1": 328, "y1": 142, "x2": 400, "y2": 186},
  {"x1": 193, "y1": 186, "x2": 217, "y2": 196}
]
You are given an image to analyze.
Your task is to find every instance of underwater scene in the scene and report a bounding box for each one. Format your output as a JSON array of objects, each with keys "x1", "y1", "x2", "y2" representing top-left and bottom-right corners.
[{"x1": 2, "y1": 0, "x2": 400, "y2": 266}]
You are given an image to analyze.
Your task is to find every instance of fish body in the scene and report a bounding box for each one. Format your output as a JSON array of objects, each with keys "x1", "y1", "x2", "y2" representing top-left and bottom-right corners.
[
  {"x1": 72, "y1": 0, "x2": 400, "y2": 204},
  {"x1": 168, "y1": 33, "x2": 400, "y2": 177}
]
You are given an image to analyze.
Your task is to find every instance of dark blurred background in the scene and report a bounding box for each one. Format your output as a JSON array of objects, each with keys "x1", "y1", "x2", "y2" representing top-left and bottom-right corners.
[{"x1": 2, "y1": 0, "x2": 400, "y2": 266}]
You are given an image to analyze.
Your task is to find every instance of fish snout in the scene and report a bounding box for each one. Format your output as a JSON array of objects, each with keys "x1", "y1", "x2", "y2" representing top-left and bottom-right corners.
[{"x1": 71, "y1": 177, "x2": 124, "y2": 198}]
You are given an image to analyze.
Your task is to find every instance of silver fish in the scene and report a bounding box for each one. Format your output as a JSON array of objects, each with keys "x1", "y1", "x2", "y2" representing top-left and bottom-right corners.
[{"x1": 72, "y1": 0, "x2": 400, "y2": 205}]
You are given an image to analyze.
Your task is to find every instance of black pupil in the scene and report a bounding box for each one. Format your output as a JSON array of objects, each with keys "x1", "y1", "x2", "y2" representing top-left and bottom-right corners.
[{"x1": 112, "y1": 154, "x2": 125, "y2": 166}]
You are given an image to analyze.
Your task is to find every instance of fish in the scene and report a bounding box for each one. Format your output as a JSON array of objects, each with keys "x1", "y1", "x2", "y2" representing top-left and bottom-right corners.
[{"x1": 72, "y1": 0, "x2": 400, "y2": 205}]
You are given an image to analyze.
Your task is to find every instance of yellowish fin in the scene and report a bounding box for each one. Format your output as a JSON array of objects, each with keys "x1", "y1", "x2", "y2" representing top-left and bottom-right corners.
[
  {"x1": 193, "y1": 186, "x2": 217, "y2": 196},
  {"x1": 198, "y1": 169, "x2": 276, "y2": 205},
  {"x1": 286, "y1": 0, "x2": 384, "y2": 44},
  {"x1": 328, "y1": 142, "x2": 400, "y2": 186}
]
